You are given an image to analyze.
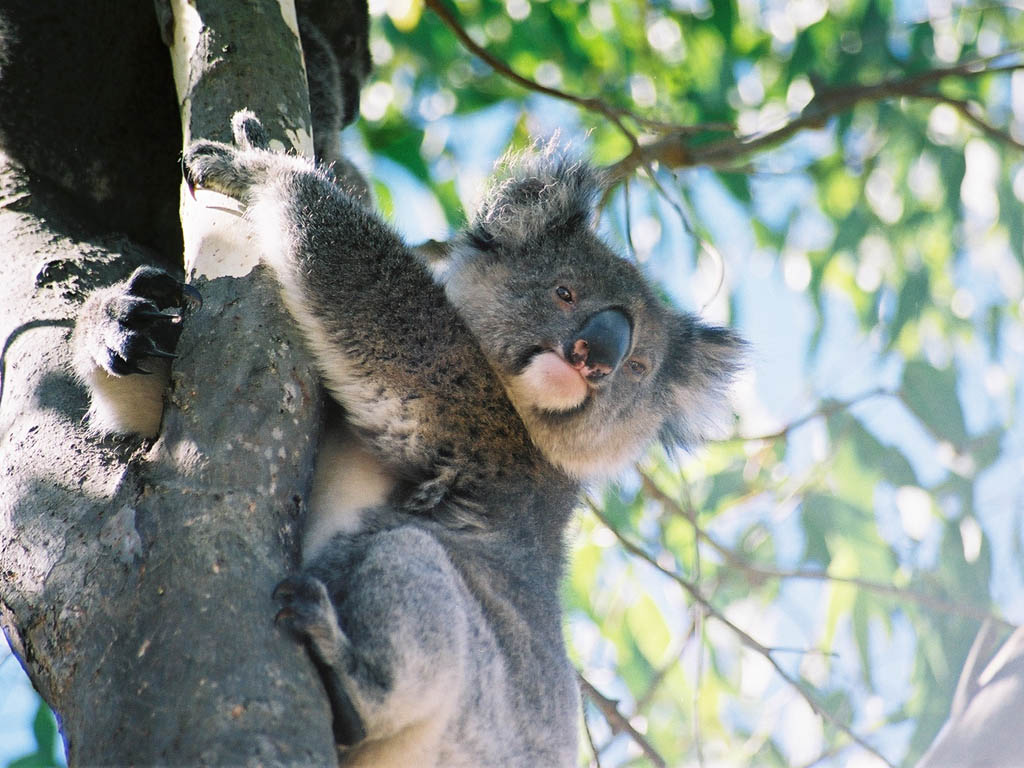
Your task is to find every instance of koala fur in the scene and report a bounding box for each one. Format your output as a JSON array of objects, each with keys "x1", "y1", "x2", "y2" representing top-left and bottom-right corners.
[{"x1": 170, "y1": 111, "x2": 744, "y2": 766}]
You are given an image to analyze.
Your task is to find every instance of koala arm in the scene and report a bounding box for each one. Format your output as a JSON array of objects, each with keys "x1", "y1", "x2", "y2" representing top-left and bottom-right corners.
[{"x1": 183, "y1": 114, "x2": 522, "y2": 480}]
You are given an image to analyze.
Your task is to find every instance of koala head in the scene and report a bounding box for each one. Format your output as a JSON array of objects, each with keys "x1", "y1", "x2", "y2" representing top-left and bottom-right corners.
[{"x1": 443, "y1": 144, "x2": 745, "y2": 480}]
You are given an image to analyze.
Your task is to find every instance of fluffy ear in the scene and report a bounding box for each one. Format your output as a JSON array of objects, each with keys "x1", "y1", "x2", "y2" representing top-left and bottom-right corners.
[
  {"x1": 464, "y1": 140, "x2": 604, "y2": 250},
  {"x1": 659, "y1": 320, "x2": 745, "y2": 449}
]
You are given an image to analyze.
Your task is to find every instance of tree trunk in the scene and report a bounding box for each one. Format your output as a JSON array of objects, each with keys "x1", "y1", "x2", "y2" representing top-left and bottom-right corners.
[{"x1": 0, "y1": 1, "x2": 338, "y2": 763}]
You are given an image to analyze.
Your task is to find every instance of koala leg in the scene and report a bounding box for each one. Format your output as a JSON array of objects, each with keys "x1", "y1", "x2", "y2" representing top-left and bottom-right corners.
[
  {"x1": 272, "y1": 574, "x2": 368, "y2": 747},
  {"x1": 72, "y1": 267, "x2": 201, "y2": 436},
  {"x1": 275, "y1": 526, "x2": 469, "y2": 760}
]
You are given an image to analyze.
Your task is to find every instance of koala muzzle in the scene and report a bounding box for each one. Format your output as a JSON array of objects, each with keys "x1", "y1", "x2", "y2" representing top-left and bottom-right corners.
[{"x1": 567, "y1": 308, "x2": 631, "y2": 380}]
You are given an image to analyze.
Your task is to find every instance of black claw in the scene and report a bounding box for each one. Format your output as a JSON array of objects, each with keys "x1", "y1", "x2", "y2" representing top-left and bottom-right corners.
[
  {"x1": 145, "y1": 343, "x2": 177, "y2": 360},
  {"x1": 273, "y1": 579, "x2": 298, "y2": 601},
  {"x1": 114, "y1": 359, "x2": 153, "y2": 376},
  {"x1": 182, "y1": 156, "x2": 197, "y2": 199},
  {"x1": 98, "y1": 267, "x2": 200, "y2": 379},
  {"x1": 134, "y1": 307, "x2": 182, "y2": 322},
  {"x1": 181, "y1": 283, "x2": 203, "y2": 311}
]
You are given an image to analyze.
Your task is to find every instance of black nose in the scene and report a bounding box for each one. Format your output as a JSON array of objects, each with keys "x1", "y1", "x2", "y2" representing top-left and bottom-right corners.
[{"x1": 566, "y1": 308, "x2": 632, "y2": 379}]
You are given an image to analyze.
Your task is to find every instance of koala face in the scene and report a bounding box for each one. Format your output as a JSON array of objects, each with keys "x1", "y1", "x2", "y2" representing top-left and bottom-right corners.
[{"x1": 444, "y1": 148, "x2": 744, "y2": 479}]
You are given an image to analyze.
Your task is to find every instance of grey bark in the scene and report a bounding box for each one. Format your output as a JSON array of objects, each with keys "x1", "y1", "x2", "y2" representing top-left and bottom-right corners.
[{"x1": 0, "y1": 1, "x2": 338, "y2": 764}]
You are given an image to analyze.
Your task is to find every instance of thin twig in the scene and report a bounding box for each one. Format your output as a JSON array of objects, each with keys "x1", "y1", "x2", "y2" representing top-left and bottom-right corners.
[
  {"x1": 581, "y1": 701, "x2": 604, "y2": 768},
  {"x1": 720, "y1": 387, "x2": 895, "y2": 444},
  {"x1": 638, "y1": 471, "x2": 1016, "y2": 630},
  {"x1": 578, "y1": 673, "x2": 668, "y2": 768},
  {"x1": 679, "y1": 472, "x2": 707, "y2": 767},
  {"x1": 622, "y1": 176, "x2": 636, "y2": 258},
  {"x1": 923, "y1": 93, "x2": 1024, "y2": 151},
  {"x1": 635, "y1": 636, "x2": 691, "y2": 713}
]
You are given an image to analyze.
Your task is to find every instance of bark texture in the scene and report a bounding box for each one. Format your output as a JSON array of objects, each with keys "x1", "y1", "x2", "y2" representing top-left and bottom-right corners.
[{"x1": 0, "y1": 1, "x2": 337, "y2": 763}]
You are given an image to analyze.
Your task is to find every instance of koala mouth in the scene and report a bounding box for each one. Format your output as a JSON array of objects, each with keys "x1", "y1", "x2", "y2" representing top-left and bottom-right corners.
[{"x1": 510, "y1": 349, "x2": 590, "y2": 414}]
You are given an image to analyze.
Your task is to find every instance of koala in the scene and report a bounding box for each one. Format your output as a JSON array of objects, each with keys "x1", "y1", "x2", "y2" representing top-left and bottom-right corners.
[{"x1": 168, "y1": 111, "x2": 743, "y2": 766}]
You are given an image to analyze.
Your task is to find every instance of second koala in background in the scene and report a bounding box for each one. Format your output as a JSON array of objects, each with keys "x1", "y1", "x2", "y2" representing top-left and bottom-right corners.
[{"x1": 176, "y1": 112, "x2": 744, "y2": 767}]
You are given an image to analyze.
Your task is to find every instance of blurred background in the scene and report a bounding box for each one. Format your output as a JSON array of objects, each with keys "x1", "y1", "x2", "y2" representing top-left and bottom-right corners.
[{"x1": 4, "y1": 0, "x2": 1024, "y2": 765}]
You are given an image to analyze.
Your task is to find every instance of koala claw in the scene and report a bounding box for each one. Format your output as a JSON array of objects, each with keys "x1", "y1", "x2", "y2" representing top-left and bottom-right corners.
[
  {"x1": 181, "y1": 283, "x2": 203, "y2": 310},
  {"x1": 181, "y1": 141, "x2": 234, "y2": 196},
  {"x1": 273, "y1": 605, "x2": 296, "y2": 625}
]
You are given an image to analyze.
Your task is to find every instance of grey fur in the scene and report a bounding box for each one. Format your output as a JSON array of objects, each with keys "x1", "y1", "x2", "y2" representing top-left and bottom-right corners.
[{"x1": 176, "y1": 114, "x2": 744, "y2": 766}]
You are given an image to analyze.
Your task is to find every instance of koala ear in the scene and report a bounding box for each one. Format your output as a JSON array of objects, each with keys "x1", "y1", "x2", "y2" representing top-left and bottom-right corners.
[
  {"x1": 465, "y1": 140, "x2": 604, "y2": 250},
  {"x1": 659, "y1": 319, "x2": 745, "y2": 450}
]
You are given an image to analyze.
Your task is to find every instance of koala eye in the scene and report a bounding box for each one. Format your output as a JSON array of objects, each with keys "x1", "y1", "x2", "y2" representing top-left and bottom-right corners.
[
  {"x1": 555, "y1": 286, "x2": 575, "y2": 304},
  {"x1": 627, "y1": 359, "x2": 647, "y2": 376}
]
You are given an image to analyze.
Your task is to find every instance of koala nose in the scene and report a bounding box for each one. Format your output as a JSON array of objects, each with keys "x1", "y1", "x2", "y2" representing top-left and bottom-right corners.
[{"x1": 567, "y1": 308, "x2": 632, "y2": 380}]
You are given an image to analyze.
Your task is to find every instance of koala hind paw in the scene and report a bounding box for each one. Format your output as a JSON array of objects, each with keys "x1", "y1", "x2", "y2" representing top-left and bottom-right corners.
[
  {"x1": 273, "y1": 575, "x2": 347, "y2": 659},
  {"x1": 273, "y1": 575, "x2": 367, "y2": 746},
  {"x1": 182, "y1": 111, "x2": 278, "y2": 200}
]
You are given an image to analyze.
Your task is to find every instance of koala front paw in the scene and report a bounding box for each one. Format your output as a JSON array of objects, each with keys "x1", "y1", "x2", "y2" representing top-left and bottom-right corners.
[
  {"x1": 182, "y1": 111, "x2": 277, "y2": 201},
  {"x1": 85, "y1": 266, "x2": 201, "y2": 377},
  {"x1": 181, "y1": 140, "x2": 250, "y2": 200},
  {"x1": 274, "y1": 575, "x2": 367, "y2": 746}
]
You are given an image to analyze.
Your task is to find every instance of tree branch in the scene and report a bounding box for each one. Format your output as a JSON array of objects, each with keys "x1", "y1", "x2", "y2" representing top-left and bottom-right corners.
[
  {"x1": 638, "y1": 471, "x2": 1015, "y2": 630},
  {"x1": 423, "y1": 0, "x2": 638, "y2": 148},
  {"x1": 0, "y1": 2, "x2": 337, "y2": 763},
  {"x1": 423, "y1": 0, "x2": 732, "y2": 138},
  {"x1": 607, "y1": 52, "x2": 1024, "y2": 180}
]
